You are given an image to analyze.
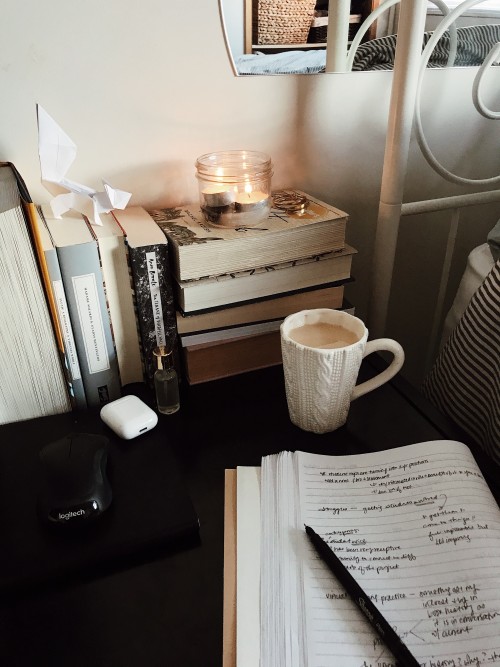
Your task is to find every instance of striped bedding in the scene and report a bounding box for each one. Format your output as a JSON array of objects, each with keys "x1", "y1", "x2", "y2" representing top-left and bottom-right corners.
[
  {"x1": 351, "y1": 23, "x2": 500, "y2": 70},
  {"x1": 236, "y1": 24, "x2": 500, "y2": 74},
  {"x1": 422, "y1": 260, "x2": 500, "y2": 462}
]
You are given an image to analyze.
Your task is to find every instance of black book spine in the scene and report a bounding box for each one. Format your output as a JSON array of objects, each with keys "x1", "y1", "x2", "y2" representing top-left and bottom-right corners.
[{"x1": 127, "y1": 242, "x2": 177, "y2": 386}]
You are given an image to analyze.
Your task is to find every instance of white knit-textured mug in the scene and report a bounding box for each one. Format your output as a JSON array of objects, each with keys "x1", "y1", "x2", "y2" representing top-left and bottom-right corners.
[{"x1": 280, "y1": 309, "x2": 405, "y2": 434}]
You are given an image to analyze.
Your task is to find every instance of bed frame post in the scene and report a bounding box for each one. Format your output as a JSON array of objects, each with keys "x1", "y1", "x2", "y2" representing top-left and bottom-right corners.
[
  {"x1": 368, "y1": 0, "x2": 428, "y2": 337},
  {"x1": 325, "y1": 0, "x2": 351, "y2": 71}
]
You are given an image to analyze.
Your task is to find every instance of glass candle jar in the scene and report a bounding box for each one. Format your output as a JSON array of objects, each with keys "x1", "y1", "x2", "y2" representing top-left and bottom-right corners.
[{"x1": 195, "y1": 150, "x2": 273, "y2": 228}]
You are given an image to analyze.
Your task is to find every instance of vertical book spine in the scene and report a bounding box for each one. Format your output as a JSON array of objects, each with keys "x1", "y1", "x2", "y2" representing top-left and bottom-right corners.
[
  {"x1": 127, "y1": 243, "x2": 177, "y2": 385},
  {"x1": 43, "y1": 245, "x2": 87, "y2": 409},
  {"x1": 56, "y1": 241, "x2": 121, "y2": 407},
  {"x1": 28, "y1": 204, "x2": 86, "y2": 409}
]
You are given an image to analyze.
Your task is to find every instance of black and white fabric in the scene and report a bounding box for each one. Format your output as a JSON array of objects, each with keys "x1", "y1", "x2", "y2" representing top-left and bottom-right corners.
[
  {"x1": 422, "y1": 260, "x2": 500, "y2": 463},
  {"x1": 351, "y1": 23, "x2": 500, "y2": 71},
  {"x1": 236, "y1": 24, "x2": 500, "y2": 75}
]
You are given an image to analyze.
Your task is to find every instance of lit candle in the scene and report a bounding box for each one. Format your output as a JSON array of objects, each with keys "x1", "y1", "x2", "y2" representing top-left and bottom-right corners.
[
  {"x1": 234, "y1": 184, "x2": 269, "y2": 212},
  {"x1": 201, "y1": 185, "x2": 235, "y2": 208}
]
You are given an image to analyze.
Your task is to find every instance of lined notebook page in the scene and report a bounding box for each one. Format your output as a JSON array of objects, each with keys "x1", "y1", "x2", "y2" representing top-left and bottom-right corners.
[{"x1": 296, "y1": 441, "x2": 500, "y2": 667}]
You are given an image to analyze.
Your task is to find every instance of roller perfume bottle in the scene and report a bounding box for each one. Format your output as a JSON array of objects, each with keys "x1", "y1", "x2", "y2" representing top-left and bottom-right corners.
[{"x1": 153, "y1": 346, "x2": 180, "y2": 415}]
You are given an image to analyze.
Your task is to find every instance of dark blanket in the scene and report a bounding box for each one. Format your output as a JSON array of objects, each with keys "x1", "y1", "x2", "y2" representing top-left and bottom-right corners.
[{"x1": 352, "y1": 23, "x2": 500, "y2": 71}]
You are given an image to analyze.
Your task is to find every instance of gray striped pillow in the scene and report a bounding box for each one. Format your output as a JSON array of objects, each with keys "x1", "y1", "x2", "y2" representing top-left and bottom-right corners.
[{"x1": 422, "y1": 260, "x2": 500, "y2": 462}]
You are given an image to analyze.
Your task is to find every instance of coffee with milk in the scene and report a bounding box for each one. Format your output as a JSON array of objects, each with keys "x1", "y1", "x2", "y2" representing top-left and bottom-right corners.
[
  {"x1": 287, "y1": 322, "x2": 360, "y2": 349},
  {"x1": 280, "y1": 309, "x2": 405, "y2": 433}
]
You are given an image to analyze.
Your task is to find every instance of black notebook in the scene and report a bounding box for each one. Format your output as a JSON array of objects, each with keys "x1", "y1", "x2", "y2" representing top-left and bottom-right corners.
[{"x1": 0, "y1": 402, "x2": 199, "y2": 593}]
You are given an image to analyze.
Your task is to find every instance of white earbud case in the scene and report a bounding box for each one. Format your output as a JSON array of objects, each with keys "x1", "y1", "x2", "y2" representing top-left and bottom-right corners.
[{"x1": 100, "y1": 395, "x2": 158, "y2": 440}]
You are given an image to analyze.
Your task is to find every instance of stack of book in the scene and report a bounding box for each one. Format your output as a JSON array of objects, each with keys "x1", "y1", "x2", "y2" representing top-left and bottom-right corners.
[
  {"x1": 1, "y1": 174, "x2": 354, "y2": 420},
  {"x1": 147, "y1": 190, "x2": 356, "y2": 385}
]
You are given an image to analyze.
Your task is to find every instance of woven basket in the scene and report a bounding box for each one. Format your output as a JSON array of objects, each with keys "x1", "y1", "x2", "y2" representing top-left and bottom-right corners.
[
  {"x1": 307, "y1": 14, "x2": 363, "y2": 44},
  {"x1": 257, "y1": 0, "x2": 317, "y2": 45}
]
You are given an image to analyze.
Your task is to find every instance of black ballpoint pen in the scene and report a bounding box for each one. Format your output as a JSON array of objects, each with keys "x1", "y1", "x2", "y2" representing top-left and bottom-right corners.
[{"x1": 305, "y1": 525, "x2": 420, "y2": 667}]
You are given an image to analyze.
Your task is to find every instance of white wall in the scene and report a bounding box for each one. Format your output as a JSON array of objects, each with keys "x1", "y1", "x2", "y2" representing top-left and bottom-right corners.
[{"x1": 1, "y1": 0, "x2": 500, "y2": 388}]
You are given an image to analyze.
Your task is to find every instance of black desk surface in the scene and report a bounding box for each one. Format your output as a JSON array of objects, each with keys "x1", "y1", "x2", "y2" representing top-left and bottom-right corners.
[{"x1": 0, "y1": 362, "x2": 495, "y2": 667}]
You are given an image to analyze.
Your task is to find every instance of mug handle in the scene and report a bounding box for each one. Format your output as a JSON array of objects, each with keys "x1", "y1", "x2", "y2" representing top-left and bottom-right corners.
[{"x1": 351, "y1": 338, "x2": 405, "y2": 401}]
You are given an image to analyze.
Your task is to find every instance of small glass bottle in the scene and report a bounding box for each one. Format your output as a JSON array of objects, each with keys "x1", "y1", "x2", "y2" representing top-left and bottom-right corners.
[{"x1": 153, "y1": 346, "x2": 180, "y2": 415}]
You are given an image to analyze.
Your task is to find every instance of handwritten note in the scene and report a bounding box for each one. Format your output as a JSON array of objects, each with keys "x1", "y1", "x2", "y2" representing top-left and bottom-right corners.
[
  {"x1": 259, "y1": 441, "x2": 500, "y2": 667},
  {"x1": 296, "y1": 441, "x2": 500, "y2": 667}
]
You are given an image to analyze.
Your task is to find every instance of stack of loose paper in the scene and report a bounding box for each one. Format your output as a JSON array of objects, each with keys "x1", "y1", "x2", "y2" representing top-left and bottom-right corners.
[{"x1": 234, "y1": 441, "x2": 500, "y2": 667}]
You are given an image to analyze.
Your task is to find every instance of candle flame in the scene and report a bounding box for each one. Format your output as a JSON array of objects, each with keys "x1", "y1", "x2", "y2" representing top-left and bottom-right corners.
[{"x1": 244, "y1": 182, "x2": 253, "y2": 196}]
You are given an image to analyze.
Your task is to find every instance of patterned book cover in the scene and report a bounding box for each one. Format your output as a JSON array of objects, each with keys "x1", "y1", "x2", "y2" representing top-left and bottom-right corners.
[
  {"x1": 126, "y1": 242, "x2": 177, "y2": 385},
  {"x1": 149, "y1": 190, "x2": 348, "y2": 281},
  {"x1": 112, "y1": 206, "x2": 178, "y2": 386}
]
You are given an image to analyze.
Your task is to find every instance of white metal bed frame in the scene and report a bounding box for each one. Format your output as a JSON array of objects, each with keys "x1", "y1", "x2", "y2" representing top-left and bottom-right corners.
[
  {"x1": 360, "y1": 0, "x2": 500, "y2": 373},
  {"x1": 324, "y1": 0, "x2": 500, "y2": 370},
  {"x1": 220, "y1": 0, "x2": 500, "y2": 370}
]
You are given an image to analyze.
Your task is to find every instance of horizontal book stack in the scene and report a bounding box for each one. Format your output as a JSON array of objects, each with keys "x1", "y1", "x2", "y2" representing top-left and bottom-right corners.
[{"x1": 148, "y1": 190, "x2": 356, "y2": 385}]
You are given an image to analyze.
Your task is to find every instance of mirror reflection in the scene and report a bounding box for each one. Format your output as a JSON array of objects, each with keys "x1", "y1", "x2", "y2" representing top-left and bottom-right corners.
[{"x1": 221, "y1": 0, "x2": 500, "y2": 75}]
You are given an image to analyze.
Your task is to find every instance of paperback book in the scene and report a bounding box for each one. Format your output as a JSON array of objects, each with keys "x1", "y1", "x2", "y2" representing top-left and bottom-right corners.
[
  {"x1": 174, "y1": 246, "x2": 356, "y2": 313},
  {"x1": 0, "y1": 163, "x2": 71, "y2": 424},
  {"x1": 89, "y1": 213, "x2": 144, "y2": 386},
  {"x1": 175, "y1": 283, "x2": 345, "y2": 334},
  {"x1": 36, "y1": 206, "x2": 87, "y2": 409},
  {"x1": 180, "y1": 301, "x2": 354, "y2": 385},
  {"x1": 41, "y1": 206, "x2": 122, "y2": 407},
  {"x1": 148, "y1": 190, "x2": 349, "y2": 281}
]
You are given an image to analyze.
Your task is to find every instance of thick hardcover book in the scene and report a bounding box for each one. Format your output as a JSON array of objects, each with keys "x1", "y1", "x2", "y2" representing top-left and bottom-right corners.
[
  {"x1": 175, "y1": 283, "x2": 345, "y2": 334},
  {"x1": 233, "y1": 441, "x2": 500, "y2": 667},
  {"x1": 182, "y1": 329, "x2": 283, "y2": 385},
  {"x1": 41, "y1": 206, "x2": 121, "y2": 407},
  {"x1": 0, "y1": 164, "x2": 71, "y2": 424},
  {"x1": 175, "y1": 246, "x2": 356, "y2": 313},
  {"x1": 36, "y1": 206, "x2": 87, "y2": 410},
  {"x1": 180, "y1": 318, "x2": 283, "y2": 348},
  {"x1": 88, "y1": 213, "x2": 144, "y2": 386},
  {"x1": 111, "y1": 207, "x2": 177, "y2": 384},
  {"x1": 148, "y1": 190, "x2": 349, "y2": 281}
]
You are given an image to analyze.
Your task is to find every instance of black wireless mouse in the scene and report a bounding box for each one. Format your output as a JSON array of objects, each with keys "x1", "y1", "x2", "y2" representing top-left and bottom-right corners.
[{"x1": 37, "y1": 432, "x2": 112, "y2": 526}]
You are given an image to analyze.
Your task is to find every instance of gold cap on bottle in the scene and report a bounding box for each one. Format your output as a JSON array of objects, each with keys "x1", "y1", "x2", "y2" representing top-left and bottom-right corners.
[{"x1": 153, "y1": 345, "x2": 173, "y2": 370}]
